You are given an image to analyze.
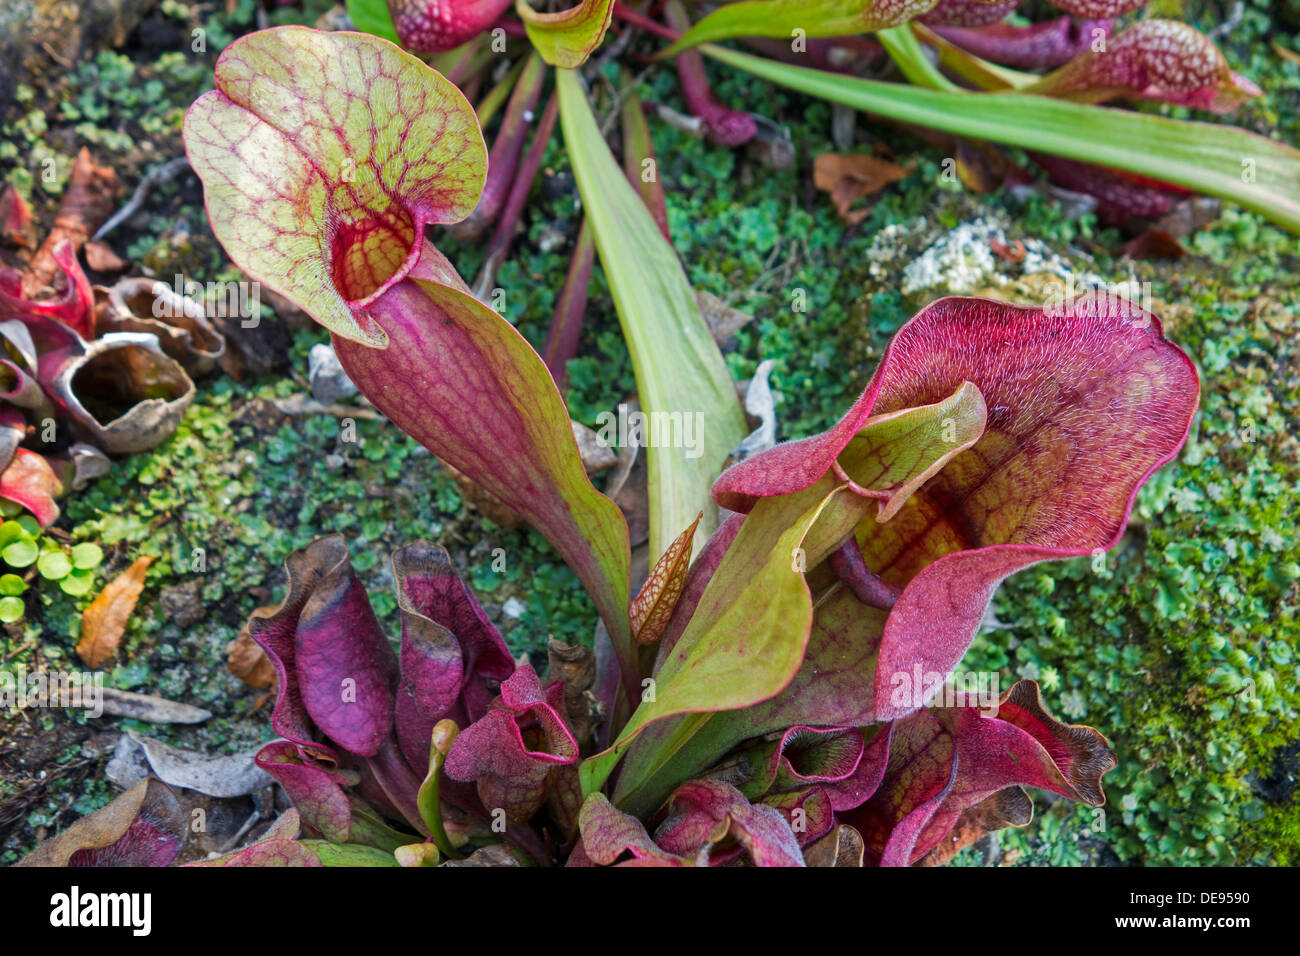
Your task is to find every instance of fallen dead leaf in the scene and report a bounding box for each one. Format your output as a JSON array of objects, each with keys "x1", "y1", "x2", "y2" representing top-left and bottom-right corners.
[
  {"x1": 813, "y1": 152, "x2": 910, "y2": 225},
  {"x1": 1273, "y1": 41, "x2": 1300, "y2": 66},
  {"x1": 77, "y1": 556, "x2": 153, "y2": 670},
  {"x1": 26, "y1": 147, "x2": 118, "y2": 292},
  {"x1": 106, "y1": 730, "x2": 273, "y2": 798},
  {"x1": 694, "y1": 289, "x2": 754, "y2": 347},
  {"x1": 989, "y1": 238, "x2": 1027, "y2": 263},
  {"x1": 45, "y1": 682, "x2": 212, "y2": 723},
  {"x1": 804, "y1": 824, "x2": 865, "y2": 867},
  {"x1": 226, "y1": 617, "x2": 276, "y2": 690},
  {"x1": 1121, "y1": 228, "x2": 1188, "y2": 260},
  {"x1": 84, "y1": 240, "x2": 128, "y2": 272}
]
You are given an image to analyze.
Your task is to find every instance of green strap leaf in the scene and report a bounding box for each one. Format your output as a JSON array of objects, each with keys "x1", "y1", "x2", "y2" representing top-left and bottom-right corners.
[
  {"x1": 703, "y1": 44, "x2": 1300, "y2": 234},
  {"x1": 557, "y1": 69, "x2": 748, "y2": 562},
  {"x1": 658, "y1": 0, "x2": 941, "y2": 58},
  {"x1": 345, "y1": 0, "x2": 402, "y2": 43}
]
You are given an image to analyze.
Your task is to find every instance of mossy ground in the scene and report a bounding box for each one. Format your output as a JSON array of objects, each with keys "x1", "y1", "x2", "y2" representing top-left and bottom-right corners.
[{"x1": 1, "y1": 0, "x2": 1296, "y2": 865}]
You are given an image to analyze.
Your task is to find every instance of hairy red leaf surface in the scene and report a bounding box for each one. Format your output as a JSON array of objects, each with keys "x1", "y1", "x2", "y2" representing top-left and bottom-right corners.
[{"x1": 921, "y1": 0, "x2": 1018, "y2": 28}]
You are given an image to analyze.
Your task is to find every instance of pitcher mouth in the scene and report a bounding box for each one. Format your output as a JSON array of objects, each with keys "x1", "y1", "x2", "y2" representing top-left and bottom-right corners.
[{"x1": 331, "y1": 205, "x2": 427, "y2": 312}]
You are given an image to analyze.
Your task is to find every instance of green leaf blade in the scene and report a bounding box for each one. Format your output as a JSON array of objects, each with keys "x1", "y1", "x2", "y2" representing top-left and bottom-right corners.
[
  {"x1": 705, "y1": 45, "x2": 1300, "y2": 234},
  {"x1": 556, "y1": 69, "x2": 748, "y2": 562}
]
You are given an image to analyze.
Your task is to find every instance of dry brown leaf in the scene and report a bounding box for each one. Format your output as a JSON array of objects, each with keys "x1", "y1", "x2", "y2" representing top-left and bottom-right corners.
[
  {"x1": 26, "y1": 147, "x2": 118, "y2": 292},
  {"x1": 442, "y1": 460, "x2": 524, "y2": 530},
  {"x1": 1121, "y1": 228, "x2": 1188, "y2": 261},
  {"x1": 804, "y1": 824, "x2": 866, "y2": 867},
  {"x1": 695, "y1": 289, "x2": 754, "y2": 347},
  {"x1": 1273, "y1": 41, "x2": 1300, "y2": 66},
  {"x1": 77, "y1": 556, "x2": 153, "y2": 670},
  {"x1": 813, "y1": 152, "x2": 909, "y2": 225},
  {"x1": 84, "y1": 240, "x2": 128, "y2": 272},
  {"x1": 226, "y1": 616, "x2": 276, "y2": 689},
  {"x1": 0, "y1": 184, "x2": 37, "y2": 250},
  {"x1": 545, "y1": 637, "x2": 601, "y2": 745},
  {"x1": 16, "y1": 778, "x2": 184, "y2": 867}
]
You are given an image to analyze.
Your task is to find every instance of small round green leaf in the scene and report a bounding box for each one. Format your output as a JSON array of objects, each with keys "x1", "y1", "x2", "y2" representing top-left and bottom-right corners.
[
  {"x1": 0, "y1": 499, "x2": 21, "y2": 518},
  {"x1": 71, "y1": 543, "x2": 104, "y2": 570},
  {"x1": 37, "y1": 551, "x2": 73, "y2": 580},
  {"x1": 60, "y1": 570, "x2": 96, "y2": 596},
  {"x1": 16, "y1": 515, "x2": 41, "y2": 537},
  {"x1": 0, "y1": 521, "x2": 24, "y2": 548},
  {"x1": 0, "y1": 595, "x2": 24, "y2": 623},
  {"x1": 0, "y1": 573, "x2": 26, "y2": 596},
  {"x1": 2, "y1": 538, "x2": 38, "y2": 568}
]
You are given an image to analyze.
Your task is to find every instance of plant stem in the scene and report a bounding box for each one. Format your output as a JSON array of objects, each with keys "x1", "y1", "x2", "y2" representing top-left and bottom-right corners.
[
  {"x1": 828, "y1": 536, "x2": 901, "y2": 611},
  {"x1": 611, "y1": 2, "x2": 680, "y2": 41},
  {"x1": 474, "y1": 91, "x2": 560, "y2": 300},
  {"x1": 621, "y1": 76, "x2": 671, "y2": 241},
  {"x1": 542, "y1": 215, "x2": 594, "y2": 392},
  {"x1": 453, "y1": 52, "x2": 547, "y2": 241},
  {"x1": 663, "y1": 0, "x2": 756, "y2": 147}
]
